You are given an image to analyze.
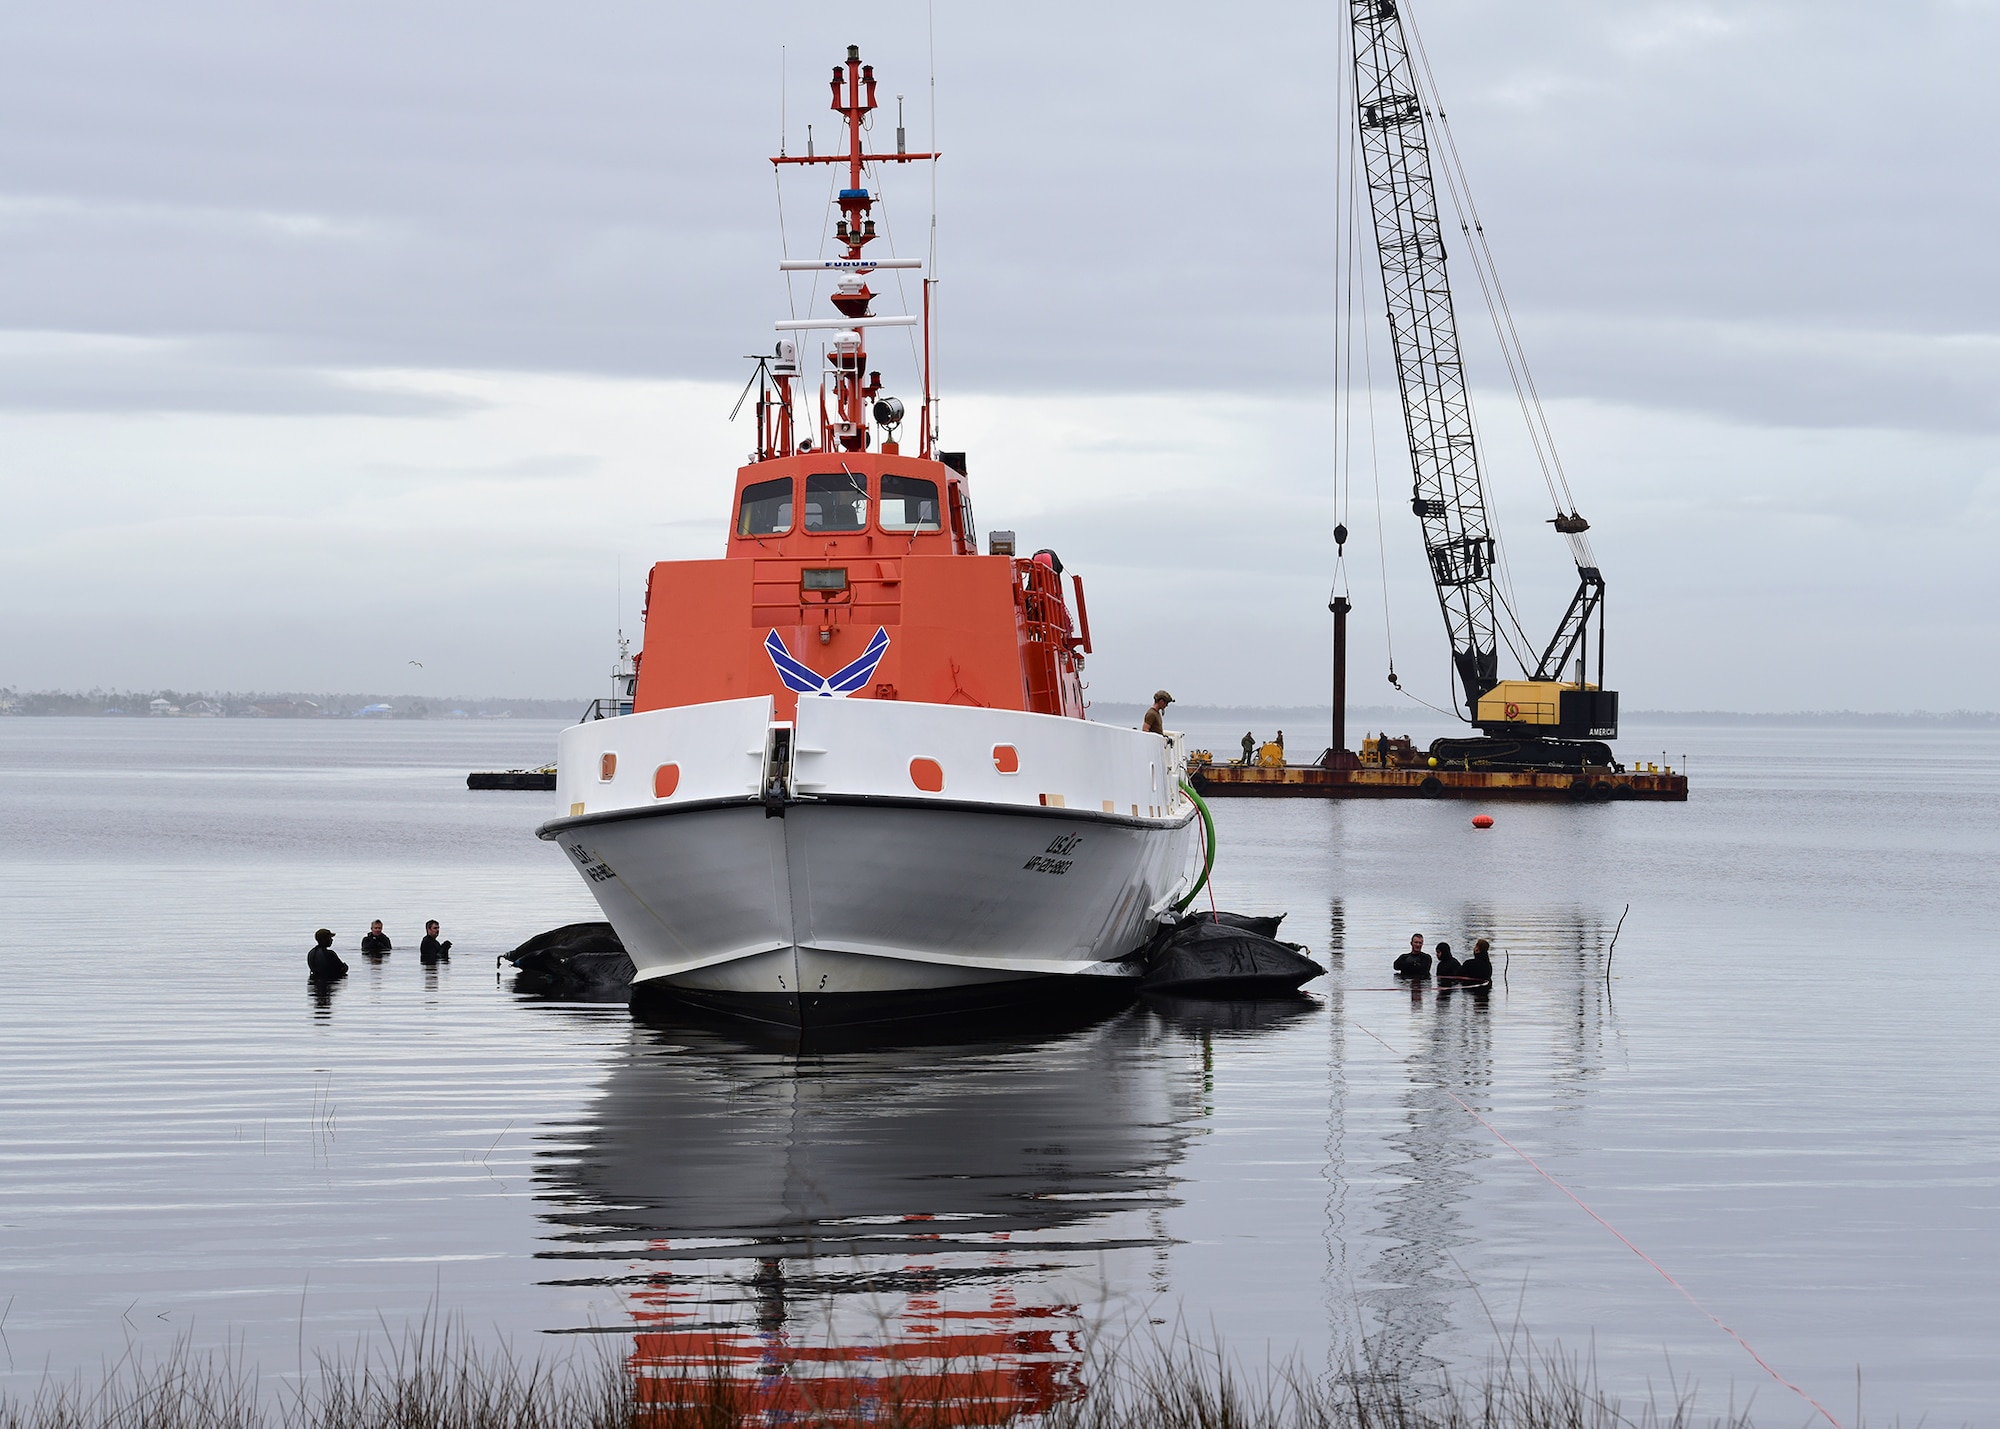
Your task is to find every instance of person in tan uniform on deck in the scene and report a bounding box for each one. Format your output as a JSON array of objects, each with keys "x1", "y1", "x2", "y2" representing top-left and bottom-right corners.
[{"x1": 1143, "y1": 690, "x2": 1174, "y2": 735}]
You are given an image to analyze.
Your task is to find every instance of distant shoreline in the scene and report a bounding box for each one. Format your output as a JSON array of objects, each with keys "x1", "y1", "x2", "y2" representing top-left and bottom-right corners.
[
  {"x1": 1091, "y1": 701, "x2": 2000, "y2": 730},
  {"x1": 4, "y1": 687, "x2": 1995, "y2": 728},
  {"x1": 0, "y1": 688, "x2": 587, "y2": 719}
]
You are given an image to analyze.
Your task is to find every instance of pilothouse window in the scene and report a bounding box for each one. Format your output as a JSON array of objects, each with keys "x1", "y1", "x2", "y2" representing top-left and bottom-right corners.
[
  {"x1": 737, "y1": 478, "x2": 793, "y2": 536},
  {"x1": 879, "y1": 475, "x2": 941, "y2": 532},
  {"x1": 804, "y1": 471, "x2": 869, "y2": 532}
]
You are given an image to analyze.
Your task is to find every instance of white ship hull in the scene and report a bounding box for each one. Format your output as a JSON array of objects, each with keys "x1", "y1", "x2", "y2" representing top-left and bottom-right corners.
[{"x1": 539, "y1": 696, "x2": 1199, "y2": 1028}]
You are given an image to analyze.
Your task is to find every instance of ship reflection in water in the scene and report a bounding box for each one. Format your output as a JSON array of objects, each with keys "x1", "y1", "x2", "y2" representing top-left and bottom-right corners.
[
  {"x1": 532, "y1": 1001, "x2": 1309, "y2": 1422},
  {"x1": 526, "y1": 906, "x2": 1625, "y2": 1420}
]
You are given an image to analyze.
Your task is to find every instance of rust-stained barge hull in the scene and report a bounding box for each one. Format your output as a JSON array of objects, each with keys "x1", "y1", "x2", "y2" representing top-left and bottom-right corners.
[{"x1": 1192, "y1": 762, "x2": 1687, "y2": 802}]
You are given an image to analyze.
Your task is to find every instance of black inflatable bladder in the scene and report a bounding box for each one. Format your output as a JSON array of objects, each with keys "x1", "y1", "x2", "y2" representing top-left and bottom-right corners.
[
  {"x1": 503, "y1": 913, "x2": 1323, "y2": 1005},
  {"x1": 1141, "y1": 914, "x2": 1324, "y2": 997},
  {"x1": 1193, "y1": 910, "x2": 1287, "y2": 940},
  {"x1": 503, "y1": 921, "x2": 635, "y2": 996}
]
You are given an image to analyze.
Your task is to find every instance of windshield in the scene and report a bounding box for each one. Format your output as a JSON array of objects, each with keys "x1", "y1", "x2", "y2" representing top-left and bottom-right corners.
[
  {"x1": 879, "y1": 475, "x2": 941, "y2": 532},
  {"x1": 737, "y1": 478, "x2": 793, "y2": 536},
  {"x1": 804, "y1": 471, "x2": 870, "y2": 532}
]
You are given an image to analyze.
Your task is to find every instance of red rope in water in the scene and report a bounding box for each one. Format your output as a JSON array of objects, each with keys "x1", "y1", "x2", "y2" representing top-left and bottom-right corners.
[{"x1": 1348, "y1": 1016, "x2": 1845, "y2": 1429}]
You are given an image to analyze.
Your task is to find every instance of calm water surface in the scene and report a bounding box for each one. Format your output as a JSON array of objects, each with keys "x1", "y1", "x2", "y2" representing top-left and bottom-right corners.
[{"x1": 0, "y1": 716, "x2": 1995, "y2": 1422}]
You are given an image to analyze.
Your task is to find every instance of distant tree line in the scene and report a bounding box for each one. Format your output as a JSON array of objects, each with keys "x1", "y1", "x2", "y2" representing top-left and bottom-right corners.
[
  {"x1": 0, "y1": 687, "x2": 589, "y2": 718},
  {"x1": 1099, "y1": 700, "x2": 2000, "y2": 728}
]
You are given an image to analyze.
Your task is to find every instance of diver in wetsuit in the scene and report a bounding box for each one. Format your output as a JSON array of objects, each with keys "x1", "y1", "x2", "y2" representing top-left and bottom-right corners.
[
  {"x1": 1460, "y1": 938, "x2": 1494, "y2": 983},
  {"x1": 420, "y1": 921, "x2": 452, "y2": 964},
  {"x1": 1393, "y1": 932, "x2": 1432, "y2": 979},
  {"x1": 307, "y1": 929, "x2": 348, "y2": 981},
  {"x1": 1433, "y1": 941, "x2": 1463, "y2": 979},
  {"x1": 360, "y1": 920, "x2": 392, "y2": 955}
]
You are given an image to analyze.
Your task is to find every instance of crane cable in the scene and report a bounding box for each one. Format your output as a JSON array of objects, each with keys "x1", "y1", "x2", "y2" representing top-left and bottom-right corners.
[
  {"x1": 1462, "y1": 392, "x2": 1541, "y2": 672},
  {"x1": 1408, "y1": 21, "x2": 1572, "y2": 517},
  {"x1": 1355, "y1": 156, "x2": 1465, "y2": 729},
  {"x1": 1344, "y1": 60, "x2": 1400, "y2": 691},
  {"x1": 1401, "y1": 1, "x2": 1586, "y2": 537},
  {"x1": 1330, "y1": 22, "x2": 1354, "y2": 608}
]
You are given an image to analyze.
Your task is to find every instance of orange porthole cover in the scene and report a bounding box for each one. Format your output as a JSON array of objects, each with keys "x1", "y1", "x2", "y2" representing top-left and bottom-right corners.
[
  {"x1": 653, "y1": 763, "x2": 680, "y2": 799},
  {"x1": 991, "y1": 744, "x2": 1019, "y2": 774},
  {"x1": 599, "y1": 752, "x2": 618, "y2": 781},
  {"x1": 909, "y1": 757, "x2": 945, "y2": 793}
]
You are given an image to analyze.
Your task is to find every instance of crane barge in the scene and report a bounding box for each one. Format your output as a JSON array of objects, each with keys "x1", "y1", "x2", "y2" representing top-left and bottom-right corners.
[
  {"x1": 1352, "y1": 0, "x2": 1616, "y2": 772},
  {"x1": 1191, "y1": 1, "x2": 1686, "y2": 802}
]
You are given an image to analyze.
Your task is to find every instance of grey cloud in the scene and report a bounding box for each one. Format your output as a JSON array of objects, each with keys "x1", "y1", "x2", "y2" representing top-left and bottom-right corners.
[
  {"x1": 0, "y1": 2, "x2": 1992, "y2": 426},
  {"x1": 0, "y1": 0, "x2": 1988, "y2": 435},
  {"x1": 0, "y1": 337, "x2": 478, "y2": 416},
  {"x1": 364, "y1": 453, "x2": 600, "y2": 482},
  {"x1": 1519, "y1": 316, "x2": 2000, "y2": 434}
]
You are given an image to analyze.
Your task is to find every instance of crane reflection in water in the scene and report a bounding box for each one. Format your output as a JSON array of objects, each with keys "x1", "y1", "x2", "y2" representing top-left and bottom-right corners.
[
  {"x1": 1337, "y1": 903, "x2": 1620, "y2": 1382},
  {"x1": 530, "y1": 1000, "x2": 1299, "y2": 1423}
]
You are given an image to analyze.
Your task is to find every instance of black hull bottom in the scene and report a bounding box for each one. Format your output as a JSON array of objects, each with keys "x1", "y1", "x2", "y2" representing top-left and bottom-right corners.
[{"x1": 631, "y1": 971, "x2": 1141, "y2": 1038}]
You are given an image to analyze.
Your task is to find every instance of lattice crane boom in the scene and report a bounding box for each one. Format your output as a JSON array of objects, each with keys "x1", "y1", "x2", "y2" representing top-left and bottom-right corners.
[
  {"x1": 1345, "y1": 0, "x2": 1619, "y2": 755},
  {"x1": 1350, "y1": 0, "x2": 1498, "y2": 721}
]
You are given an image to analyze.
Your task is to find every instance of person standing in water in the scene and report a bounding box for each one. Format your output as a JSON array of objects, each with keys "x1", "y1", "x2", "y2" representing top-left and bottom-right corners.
[
  {"x1": 420, "y1": 921, "x2": 452, "y2": 964},
  {"x1": 307, "y1": 929, "x2": 348, "y2": 981},
  {"x1": 1461, "y1": 938, "x2": 1494, "y2": 983},
  {"x1": 1434, "y1": 941, "x2": 1463, "y2": 979},
  {"x1": 1393, "y1": 933, "x2": 1432, "y2": 979},
  {"x1": 360, "y1": 920, "x2": 392, "y2": 955}
]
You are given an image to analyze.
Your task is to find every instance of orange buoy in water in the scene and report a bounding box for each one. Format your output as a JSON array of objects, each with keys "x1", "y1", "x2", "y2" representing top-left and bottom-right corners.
[{"x1": 1471, "y1": 814, "x2": 1495, "y2": 829}]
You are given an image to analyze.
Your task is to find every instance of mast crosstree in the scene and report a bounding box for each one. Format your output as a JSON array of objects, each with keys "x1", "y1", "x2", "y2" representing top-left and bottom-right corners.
[{"x1": 768, "y1": 44, "x2": 939, "y2": 459}]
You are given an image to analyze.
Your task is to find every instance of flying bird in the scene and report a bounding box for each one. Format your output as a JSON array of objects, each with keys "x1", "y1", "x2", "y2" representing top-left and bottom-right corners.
[{"x1": 408, "y1": 660, "x2": 423, "y2": 668}]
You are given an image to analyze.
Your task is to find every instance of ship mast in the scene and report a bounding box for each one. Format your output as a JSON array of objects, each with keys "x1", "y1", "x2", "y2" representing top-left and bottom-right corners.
[{"x1": 770, "y1": 45, "x2": 938, "y2": 459}]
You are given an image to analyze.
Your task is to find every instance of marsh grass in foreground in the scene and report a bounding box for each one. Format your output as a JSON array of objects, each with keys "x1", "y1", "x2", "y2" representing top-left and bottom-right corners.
[{"x1": 0, "y1": 1323, "x2": 1761, "y2": 1429}]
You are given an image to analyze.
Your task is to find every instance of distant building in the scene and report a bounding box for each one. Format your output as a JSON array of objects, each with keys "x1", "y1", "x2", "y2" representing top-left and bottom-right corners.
[
  {"x1": 182, "y1": 699, "x2": 224, "y2": 717},
  {"x1": 246, "y1": 700, "x2": 319, "y2": 718},
  {"x1": 148, "y1": 698, "x2": 180, "y2": 716}
]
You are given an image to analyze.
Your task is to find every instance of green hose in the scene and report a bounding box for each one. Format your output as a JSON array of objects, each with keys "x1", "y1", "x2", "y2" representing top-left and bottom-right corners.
[{"x1": 1171, "y1": 779, "x2": 1217, "y2": 913}]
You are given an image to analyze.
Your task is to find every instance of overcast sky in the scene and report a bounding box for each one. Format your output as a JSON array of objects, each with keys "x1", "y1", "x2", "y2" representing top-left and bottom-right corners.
[{"x1": 2, "y1": 0, "x2": 1996, "y2": 714}]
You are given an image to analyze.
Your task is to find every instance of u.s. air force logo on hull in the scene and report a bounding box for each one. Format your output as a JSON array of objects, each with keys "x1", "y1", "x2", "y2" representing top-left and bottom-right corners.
[{"x1": 764, "y1": 626, "x2": 890, "y2": 697}]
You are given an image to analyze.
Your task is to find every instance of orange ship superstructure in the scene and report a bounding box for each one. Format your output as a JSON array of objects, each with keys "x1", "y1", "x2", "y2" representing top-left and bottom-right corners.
[
  {"x1": 540, "y1": 46, "x2": 1198, "y2": 1028},
  {"x1": 638, "y1": 45, "x2": 1086, "y2": 724}
]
